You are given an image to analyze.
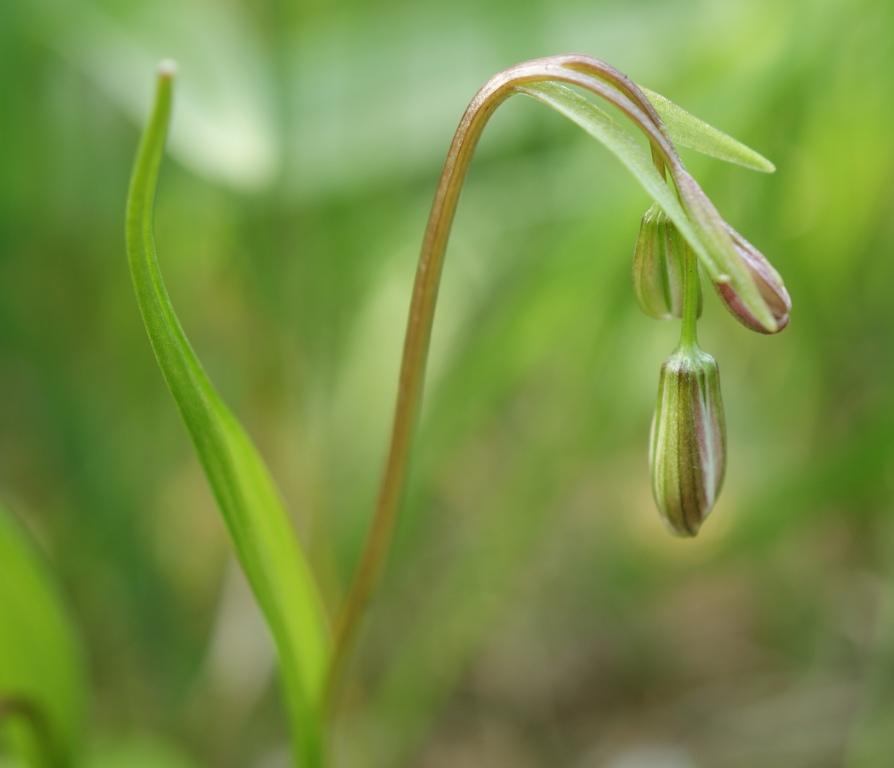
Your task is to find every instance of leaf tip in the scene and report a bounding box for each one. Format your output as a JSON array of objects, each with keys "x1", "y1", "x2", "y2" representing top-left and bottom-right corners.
[
  {"x1": 157, "y1": 59, "x2": 178, "y2": 80},
  {"x1": 751, "y1": 154, "x2": 776, "y2": 174}
]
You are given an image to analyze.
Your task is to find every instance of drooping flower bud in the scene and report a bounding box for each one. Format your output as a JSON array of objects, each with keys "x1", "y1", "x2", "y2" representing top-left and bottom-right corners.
[
  {"x1": 713, "y1": 225, "x2": 791, "y2": 334},
  {"x1": 632, "y1": 204, "x2": 702, "y2": 320},
  {"x1": 649, "y1": 346, "x2": 726, "y2": 537}
]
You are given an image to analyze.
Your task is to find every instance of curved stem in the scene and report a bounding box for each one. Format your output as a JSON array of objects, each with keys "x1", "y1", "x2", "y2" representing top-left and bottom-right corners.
[
  {"x1": 0, "y1": 696, "x2": 55, "y2": 765},
  {"x1": 552, "y1": 54, "x2": 669, "y2": 174},
  {"x1": 0, "y1": 696, "x2": 42, "y2": 728},
  {"x1": 325, "y1": 55, "x2": 688, "y2": 712}
]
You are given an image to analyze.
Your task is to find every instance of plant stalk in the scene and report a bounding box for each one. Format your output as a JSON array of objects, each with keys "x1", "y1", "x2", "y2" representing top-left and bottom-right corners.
[
  {"x1": 680, "y1": 244, "x2": 700, "y2": 349},
  {"x1": 325, "y1": 54, "x2": 685, "y2": 712}
]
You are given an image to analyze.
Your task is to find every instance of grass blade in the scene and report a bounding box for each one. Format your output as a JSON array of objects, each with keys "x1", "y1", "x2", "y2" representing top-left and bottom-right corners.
[
  {"x1": 641, "y1": 86, "x2": 775, "y2": 173},
  {"x1": 125, "y1": 63, "x2": 330, "y2": 766},
  {"x1": 0, "y1": 506, "x2": 85, "y2": 768}
]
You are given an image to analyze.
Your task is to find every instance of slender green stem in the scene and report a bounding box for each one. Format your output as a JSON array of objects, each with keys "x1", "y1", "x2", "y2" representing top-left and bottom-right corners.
[
  {"x1": 326, "y1": 55, "x2": 686, "y2": 712},
  {"x1": 679, "y1": 244, "x2": 700, "y2": 349}
]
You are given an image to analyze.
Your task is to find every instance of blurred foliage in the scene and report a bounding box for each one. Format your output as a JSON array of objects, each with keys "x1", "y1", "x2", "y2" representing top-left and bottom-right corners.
[
  {"x1": 0, "y1": 507, "x2": 85, "y2": 767},
  {"x1": 1, "y1": 0, "x2": 893, "y2": 765}
]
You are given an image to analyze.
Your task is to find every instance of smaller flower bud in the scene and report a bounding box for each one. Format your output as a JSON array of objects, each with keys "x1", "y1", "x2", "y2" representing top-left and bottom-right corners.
[
  {"x1": 632, "y1": 204, "x2": 703, "y2": 320},
  {"x1": 713, "y1": 226, "x2": 791, "y2": 334},
  {"x1": 649, "y1": 346, "x2": 726, "y2": 537}
]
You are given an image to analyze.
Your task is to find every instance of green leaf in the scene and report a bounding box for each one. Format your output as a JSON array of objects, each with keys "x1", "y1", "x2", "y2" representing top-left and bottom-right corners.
[
  {"x1": 517, "y1": 82, "x2": 776, "y2": 332},
  {"x1": 0, "y1": 506, "x2": 85, "y2": 768},
  {"x1": 125, "y1": 64, "x2": 330, "y2": 767},
  {"x1": 641, "y1": 87, "x2": 776, "y2": 173}
]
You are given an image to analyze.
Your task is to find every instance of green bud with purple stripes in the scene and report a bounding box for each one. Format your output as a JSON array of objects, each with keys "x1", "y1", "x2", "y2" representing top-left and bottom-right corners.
[
  {"x1": 649, "y1": 345, "x2": 726, "y2": 536},
  {"x1": 632, "y1": 204, "x2": 703, "y2": 321}
]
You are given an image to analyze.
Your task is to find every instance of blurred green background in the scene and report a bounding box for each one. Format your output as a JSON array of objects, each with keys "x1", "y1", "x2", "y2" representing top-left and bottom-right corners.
[{"x1": 2, "y1": 0, "x2": 894, "y2": 765}]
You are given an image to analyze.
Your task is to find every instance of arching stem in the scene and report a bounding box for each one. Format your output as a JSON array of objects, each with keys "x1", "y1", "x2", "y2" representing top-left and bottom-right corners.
[
  {"x1": 0, "y1": 696, "x2": 56, "y2": 765},
  {"x1": 325, "y1": 55, "x2": 684, "y2": 712}
]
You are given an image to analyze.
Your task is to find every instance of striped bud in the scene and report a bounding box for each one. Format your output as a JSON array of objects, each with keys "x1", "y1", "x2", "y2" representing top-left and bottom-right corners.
[
  {"x1": 649, "y1": 346, "x2": 726, "y2": 537},
  {"x1": 714, "y1": 225, "x2": 791, "y2": 334},
  {"x1": 633, "y1": 204, "x2": 702, "y2": 320}
]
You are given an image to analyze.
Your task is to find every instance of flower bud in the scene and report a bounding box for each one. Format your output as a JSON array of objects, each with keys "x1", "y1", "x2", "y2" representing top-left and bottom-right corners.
[
  {"x1": 632, "y1": 204, "x2": 703, "y2": 320},
  {"x1": 649, "y1": 346, "x2": 726, "y2": 536},
  {"x1": 713, "y1": 226, "x2": 791, "y2": 334}
]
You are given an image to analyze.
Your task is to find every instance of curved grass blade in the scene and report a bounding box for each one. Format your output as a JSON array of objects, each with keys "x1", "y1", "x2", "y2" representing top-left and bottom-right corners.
[
  {"x1": 641, "y1": 86, "x2": 775, "y2": 173},
  {"x1": 125, "y1": 63, "x2": 329, "y2": 767},
  {"x1": 0, "y1": 506, "x2": 85, "y2": 768},
  {"x1": 518, "y1": 81, "x2": 775, "y2": 331}
]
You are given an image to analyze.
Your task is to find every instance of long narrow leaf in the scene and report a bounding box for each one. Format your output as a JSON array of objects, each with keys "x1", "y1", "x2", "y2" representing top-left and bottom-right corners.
[
  {"x1": 125, "y1": 63, "x2": 329, "y2": 767},
  {"x1": 518, "y1": 82, "x2": 775, "y2": 331},
  {"x1": 642, "y1": 86, "x2": 775, "y2": 173},
  {"x1": 0, "y1": 506, "x2": 85, "y2": 768}
]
